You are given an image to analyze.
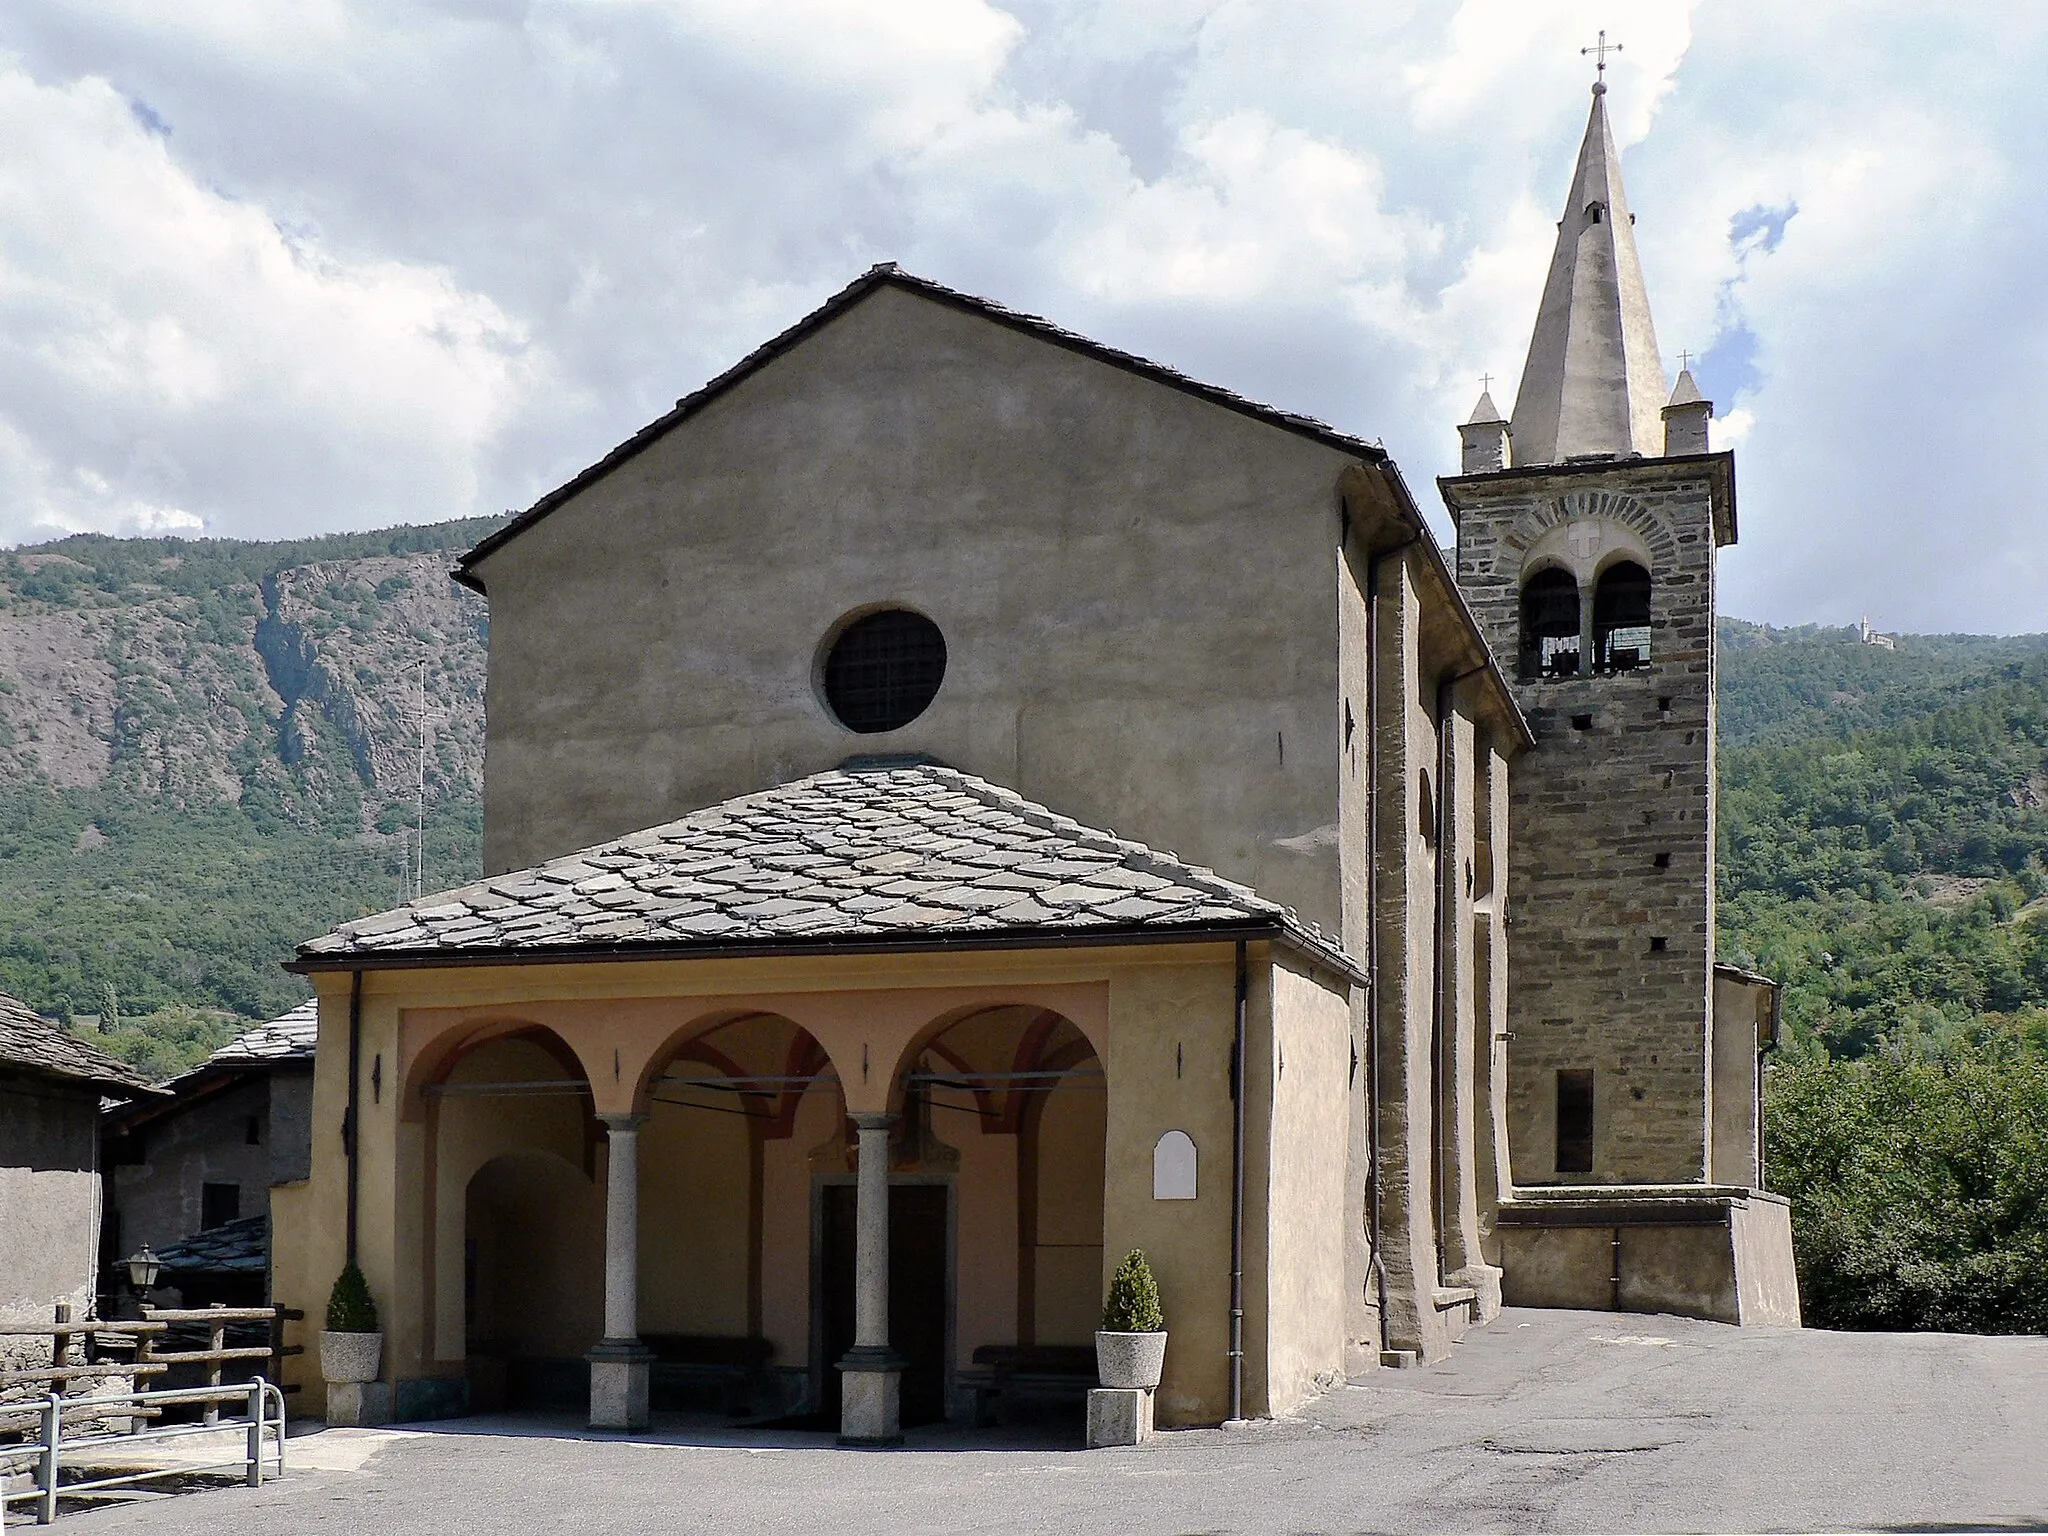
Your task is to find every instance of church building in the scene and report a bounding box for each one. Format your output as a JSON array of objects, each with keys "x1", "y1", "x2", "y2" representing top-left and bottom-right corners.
[{"x1": 274, "y1": 78, "x2": 1797, "y2": 1442}]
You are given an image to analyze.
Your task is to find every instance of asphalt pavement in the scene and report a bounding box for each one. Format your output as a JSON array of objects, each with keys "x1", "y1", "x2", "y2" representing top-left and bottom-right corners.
[{"x1": 52, "y1": 1309, "x2": 2048, "y2": 1534}]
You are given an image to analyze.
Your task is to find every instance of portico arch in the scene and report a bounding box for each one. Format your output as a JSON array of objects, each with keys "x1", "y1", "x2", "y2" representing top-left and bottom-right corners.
[
  {"x1": 424, "y1": 1028, "x2": 600, "y2": 1399},
  {"x1": 824, "y1": 1001, "x2": 1106, "y2": 1436},
  {"x1": 632, "y1": 1010, "x2": 843, "y2": 1416}
]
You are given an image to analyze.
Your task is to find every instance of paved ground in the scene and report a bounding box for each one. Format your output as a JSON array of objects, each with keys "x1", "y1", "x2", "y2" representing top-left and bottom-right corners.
[{"x1": 51, "y1": 1310, "x2": 2048, "y2": 1534}]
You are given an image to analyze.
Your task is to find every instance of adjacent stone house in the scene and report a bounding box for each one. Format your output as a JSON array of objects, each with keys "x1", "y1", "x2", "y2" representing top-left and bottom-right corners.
[
  {"x1": 101, "y1": 1003, "x2": 316, "y2": 1308},
  {"x1": 0, "y1": 994, "x2": 157, "y2": 1389}
]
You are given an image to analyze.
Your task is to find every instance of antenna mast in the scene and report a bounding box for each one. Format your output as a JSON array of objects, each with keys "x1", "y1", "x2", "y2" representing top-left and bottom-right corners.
[{"x1": 414, "y1": 659, "x2": 428, "y2": 901}]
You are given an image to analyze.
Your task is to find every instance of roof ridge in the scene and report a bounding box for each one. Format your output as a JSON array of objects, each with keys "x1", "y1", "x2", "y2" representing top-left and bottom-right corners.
[{"x1": 453, "y1": 265, "x2": 1388, "y2": 588}]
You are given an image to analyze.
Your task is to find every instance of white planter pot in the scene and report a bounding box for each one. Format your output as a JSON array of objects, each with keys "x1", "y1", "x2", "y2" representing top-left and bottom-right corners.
[
  {"x1": 321, "y1": 1330, "x2": 383, "y2": 1385},
  {"x1": 1095, "y1": 1330, "x2": 1167, "y2": 1390}
]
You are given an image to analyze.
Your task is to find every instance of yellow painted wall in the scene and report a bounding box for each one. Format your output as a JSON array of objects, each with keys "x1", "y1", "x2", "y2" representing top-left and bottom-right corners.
[
  {"x1": 639, "y1": 1098, "x2": 750, "y2": 1336},
  {"x1": 1099, "y1": 952, "x2": 1239, "y2": 1426},
  {"x1": 1260, "y1": 957, "x2": 1354, "y2": 1416},
  {"x1": 1031, "y1": 1082, "x2": 1106, "y2": 1345},
  {"x1": 430, "y1": 1037, "x2": 592, "y2": 1362},
  {"x1": 943, "y1": 1090, "x2": 1020, "y2": 1368}
]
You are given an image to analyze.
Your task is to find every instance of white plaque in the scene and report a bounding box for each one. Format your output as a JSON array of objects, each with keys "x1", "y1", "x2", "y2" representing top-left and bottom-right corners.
[{"x1": 1153, "y1": 1130, "x2": 1197, "y2": 1200}]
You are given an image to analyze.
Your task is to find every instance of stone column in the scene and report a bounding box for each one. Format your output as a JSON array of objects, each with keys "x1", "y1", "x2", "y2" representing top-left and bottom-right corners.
[
  {"x1": 587, "y1": 1112, "x2": 653, "y2": 1431},
  {"x1": 837, "y1": 1111, "x2": 903, "y2": 1446}
]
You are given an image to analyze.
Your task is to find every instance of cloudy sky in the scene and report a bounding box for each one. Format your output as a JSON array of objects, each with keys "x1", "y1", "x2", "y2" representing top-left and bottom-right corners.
[{"x1": 0, "y1": 1, "x2": 2041, "y2": 632}]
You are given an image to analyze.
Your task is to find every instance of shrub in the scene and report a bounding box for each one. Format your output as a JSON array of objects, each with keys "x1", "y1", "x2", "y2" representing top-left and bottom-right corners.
[
  {"x1": 1765, "y1": 1045, "x2": 2048, "y2": 1333},
  {"x1": 326, "y1": 1263, "x2": 379, "y2": 1334},
  {"x1": 1101, "y1": 1249, "x2": 1165, "y2": 1333}
]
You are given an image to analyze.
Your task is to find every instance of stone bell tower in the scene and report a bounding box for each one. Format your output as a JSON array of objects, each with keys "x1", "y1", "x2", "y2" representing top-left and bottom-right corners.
[{"x1": 1438, "y1": 76, "x2": 1800, "y2": 1324}]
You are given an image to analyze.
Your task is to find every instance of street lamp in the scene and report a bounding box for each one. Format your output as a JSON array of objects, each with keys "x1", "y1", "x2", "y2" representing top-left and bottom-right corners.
[{"x1": 123, "y1": 1245, "x2": 162, "y2": 1297}]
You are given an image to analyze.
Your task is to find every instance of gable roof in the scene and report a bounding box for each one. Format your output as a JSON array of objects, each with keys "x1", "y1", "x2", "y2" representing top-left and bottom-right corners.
[
  {"x1": 0, "y1": 993, "x2": 158, "y2": 1096},
  {"x1": 453, "y1": 265, "x2": 1389, "y2": 591},
  {"x1": 292, "y1": 760, "x2": 1356, "y2": 980}
]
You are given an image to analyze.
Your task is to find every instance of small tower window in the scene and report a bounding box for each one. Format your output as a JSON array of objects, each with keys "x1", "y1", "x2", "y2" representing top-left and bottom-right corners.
[
  {"x1": 1556, "y1": 1070, "x2": 1595, "y2": 1174},
  {"x1": 1593, "y1": 561, "x2": 1651, "y2": 672},
  {"x1": 1519, "y1": 568, "x2": 1581, "y2": 681}
]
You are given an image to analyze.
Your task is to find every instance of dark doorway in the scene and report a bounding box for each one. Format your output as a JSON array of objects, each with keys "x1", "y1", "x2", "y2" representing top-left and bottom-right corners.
[{"x1": 821, "y1": 1182, "x2": 949, "y2": 1426}]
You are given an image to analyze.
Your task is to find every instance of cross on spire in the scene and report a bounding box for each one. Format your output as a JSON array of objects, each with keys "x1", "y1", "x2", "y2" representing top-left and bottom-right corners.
[
  {"x1": 1677, "y1": 350, "x2": 1693, "y2": 372},
  {"x1": 1582, "y1": 29, "x2": 1621, "y2": 84},
  {"x1": 1479, "y1": 373, "x2": 1494, "y2": 393}
]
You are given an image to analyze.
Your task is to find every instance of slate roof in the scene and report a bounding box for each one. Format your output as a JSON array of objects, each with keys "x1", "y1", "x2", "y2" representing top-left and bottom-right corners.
[
  {"x1": 295, "y1": 761, "x2": 1355, "y2": 976},
  {"x1": 154, "y1": 1215, "x2": 268, "y2": 1276},
  {"x1": 206, "y1": 1001, "x2": 318, "y2": 1068},
  {"x1": 453, "y1": 264, "x2": 1388, "y2": 590},
  {"x1": 0, "y1": 992, "x2": 158, "y2": 1095}
]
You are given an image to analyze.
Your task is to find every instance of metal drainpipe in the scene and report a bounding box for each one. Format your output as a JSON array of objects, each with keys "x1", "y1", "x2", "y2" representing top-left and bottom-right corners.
[
  {"x1": 345, "y1": 969, "x2": 362, "y2": 1268},
  {"x1": 1228, "y1": 939, "x2": 1248, "y2": 1423}
]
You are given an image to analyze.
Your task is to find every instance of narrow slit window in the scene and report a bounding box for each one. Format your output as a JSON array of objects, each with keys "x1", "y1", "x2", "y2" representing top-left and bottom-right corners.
[{"x1": 1556, "y1": 1070, "x2": 1594, "y2": 1174}]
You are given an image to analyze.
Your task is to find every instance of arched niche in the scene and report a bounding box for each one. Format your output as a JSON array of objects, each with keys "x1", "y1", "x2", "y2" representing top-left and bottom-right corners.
[{"x1": 464, "y1": 1149, "x2": 603, "y2": 1367}]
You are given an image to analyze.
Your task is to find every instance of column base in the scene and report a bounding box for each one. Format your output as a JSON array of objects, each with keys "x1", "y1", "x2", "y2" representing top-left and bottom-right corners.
[
  {"x1": 325, "y1": 1380, "x2": 392, "y2": 1428},
  {"x1": 1086, "y1": 1387, "x2": 1154, "y2": 1448},
  {"x1": 587, "y1": 1340, "x2": 654, "y2": 1431},
  {"x1": 835, "y1": 1347, "x2": 906, "y2": 1447}
]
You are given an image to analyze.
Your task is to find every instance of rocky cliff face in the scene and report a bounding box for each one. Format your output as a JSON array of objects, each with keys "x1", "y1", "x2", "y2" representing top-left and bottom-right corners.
[{"x1": 0, "y1": 523, "x2": 494, "y2": 833}]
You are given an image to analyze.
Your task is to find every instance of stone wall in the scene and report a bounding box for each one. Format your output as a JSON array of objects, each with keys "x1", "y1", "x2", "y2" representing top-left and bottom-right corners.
[
  {"x1": 110, "y1": 1075, "x2": 274, "y2": 1255},
  {"x1": 0, "y1": 1075, "x2": 101, "y2": 1348},
  {"x1": 1446, "y1": 459, "x2": 1732, "y2": 1187}
]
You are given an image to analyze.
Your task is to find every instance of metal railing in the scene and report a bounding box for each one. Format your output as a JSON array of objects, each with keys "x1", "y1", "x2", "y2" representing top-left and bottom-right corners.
[{"x1": 0, "y1": 1377, "x2": 284, "y2": 1526}]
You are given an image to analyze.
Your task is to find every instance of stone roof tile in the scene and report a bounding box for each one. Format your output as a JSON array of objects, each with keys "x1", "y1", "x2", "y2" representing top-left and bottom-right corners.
[
  {"x1": 0, "y1": 994, "x2": 159, "y2": 1094},
  {"x1": 296, "y1": 763, "x2": 1354, "y2": 975}
]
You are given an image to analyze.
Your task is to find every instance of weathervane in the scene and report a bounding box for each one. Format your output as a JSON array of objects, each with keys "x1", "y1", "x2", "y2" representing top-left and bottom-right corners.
[{"x1": 1582, "y1": 29, "x2": 1621, "y2": 85}]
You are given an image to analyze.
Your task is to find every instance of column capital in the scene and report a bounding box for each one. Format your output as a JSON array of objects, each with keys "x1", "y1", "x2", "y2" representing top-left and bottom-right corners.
[
  {"x1": 599, "y1": 1111, "x2": 650, "y2": 1133},
  {"x1": 849, "y1": 1111, "x2": 897, "y2": 1133}
]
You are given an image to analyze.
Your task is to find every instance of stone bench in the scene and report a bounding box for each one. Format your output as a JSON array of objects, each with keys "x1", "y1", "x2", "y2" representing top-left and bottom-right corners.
[
  {"x1": 642, "y1": 1334, "x2": 775, "y2": 1416},
  {"x1": 956, "y1": 1344, "x2": 1097, "y2": 1427}
]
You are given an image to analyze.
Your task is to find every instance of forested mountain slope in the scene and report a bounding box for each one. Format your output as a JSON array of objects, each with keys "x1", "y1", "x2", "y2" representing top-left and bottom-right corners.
[
  {"x1": 2, "y1": 518, "x2": 2044, "y2": 1081},
  {"x1": 1717, "y1": 621, "x2": 2048, "y2": 1056},
  {"x1": 0, "y1": 520, "x2": 498, "y2": 1069}
]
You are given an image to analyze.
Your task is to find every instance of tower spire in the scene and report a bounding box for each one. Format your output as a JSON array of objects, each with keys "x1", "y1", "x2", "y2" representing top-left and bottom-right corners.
[{"x1": 1507, "y1": 80, "x2": 1668, "y2": 465}]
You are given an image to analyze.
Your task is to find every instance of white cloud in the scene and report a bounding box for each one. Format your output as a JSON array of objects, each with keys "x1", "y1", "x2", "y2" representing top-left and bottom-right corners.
[
  {"x1": 0, "y1": 2, "x2": 2043, "y2": 629},
  {"x1": 0, "y1": 62, "x2": 535, "y2": 540}
]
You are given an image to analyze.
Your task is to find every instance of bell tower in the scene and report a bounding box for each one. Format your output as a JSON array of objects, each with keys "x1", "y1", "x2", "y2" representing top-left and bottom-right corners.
[{"x1": 1439, "y1": 74, "x2": 1800, "y2": 1324}]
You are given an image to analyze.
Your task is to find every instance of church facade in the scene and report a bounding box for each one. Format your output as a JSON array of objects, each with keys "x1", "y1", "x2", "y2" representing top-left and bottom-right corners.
[{"x1": 275, "y1": 81, "x2": 1796, "y2": 1441}]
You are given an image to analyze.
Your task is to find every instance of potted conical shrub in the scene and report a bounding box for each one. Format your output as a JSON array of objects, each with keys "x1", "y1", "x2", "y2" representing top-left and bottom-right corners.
[
  {"x1": 1096, "y1": 1248, "x2": 1167, "y2": 1390},
  {"x1": 320, "y1": 1262, "x2": 383, "y2": 1385}
]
